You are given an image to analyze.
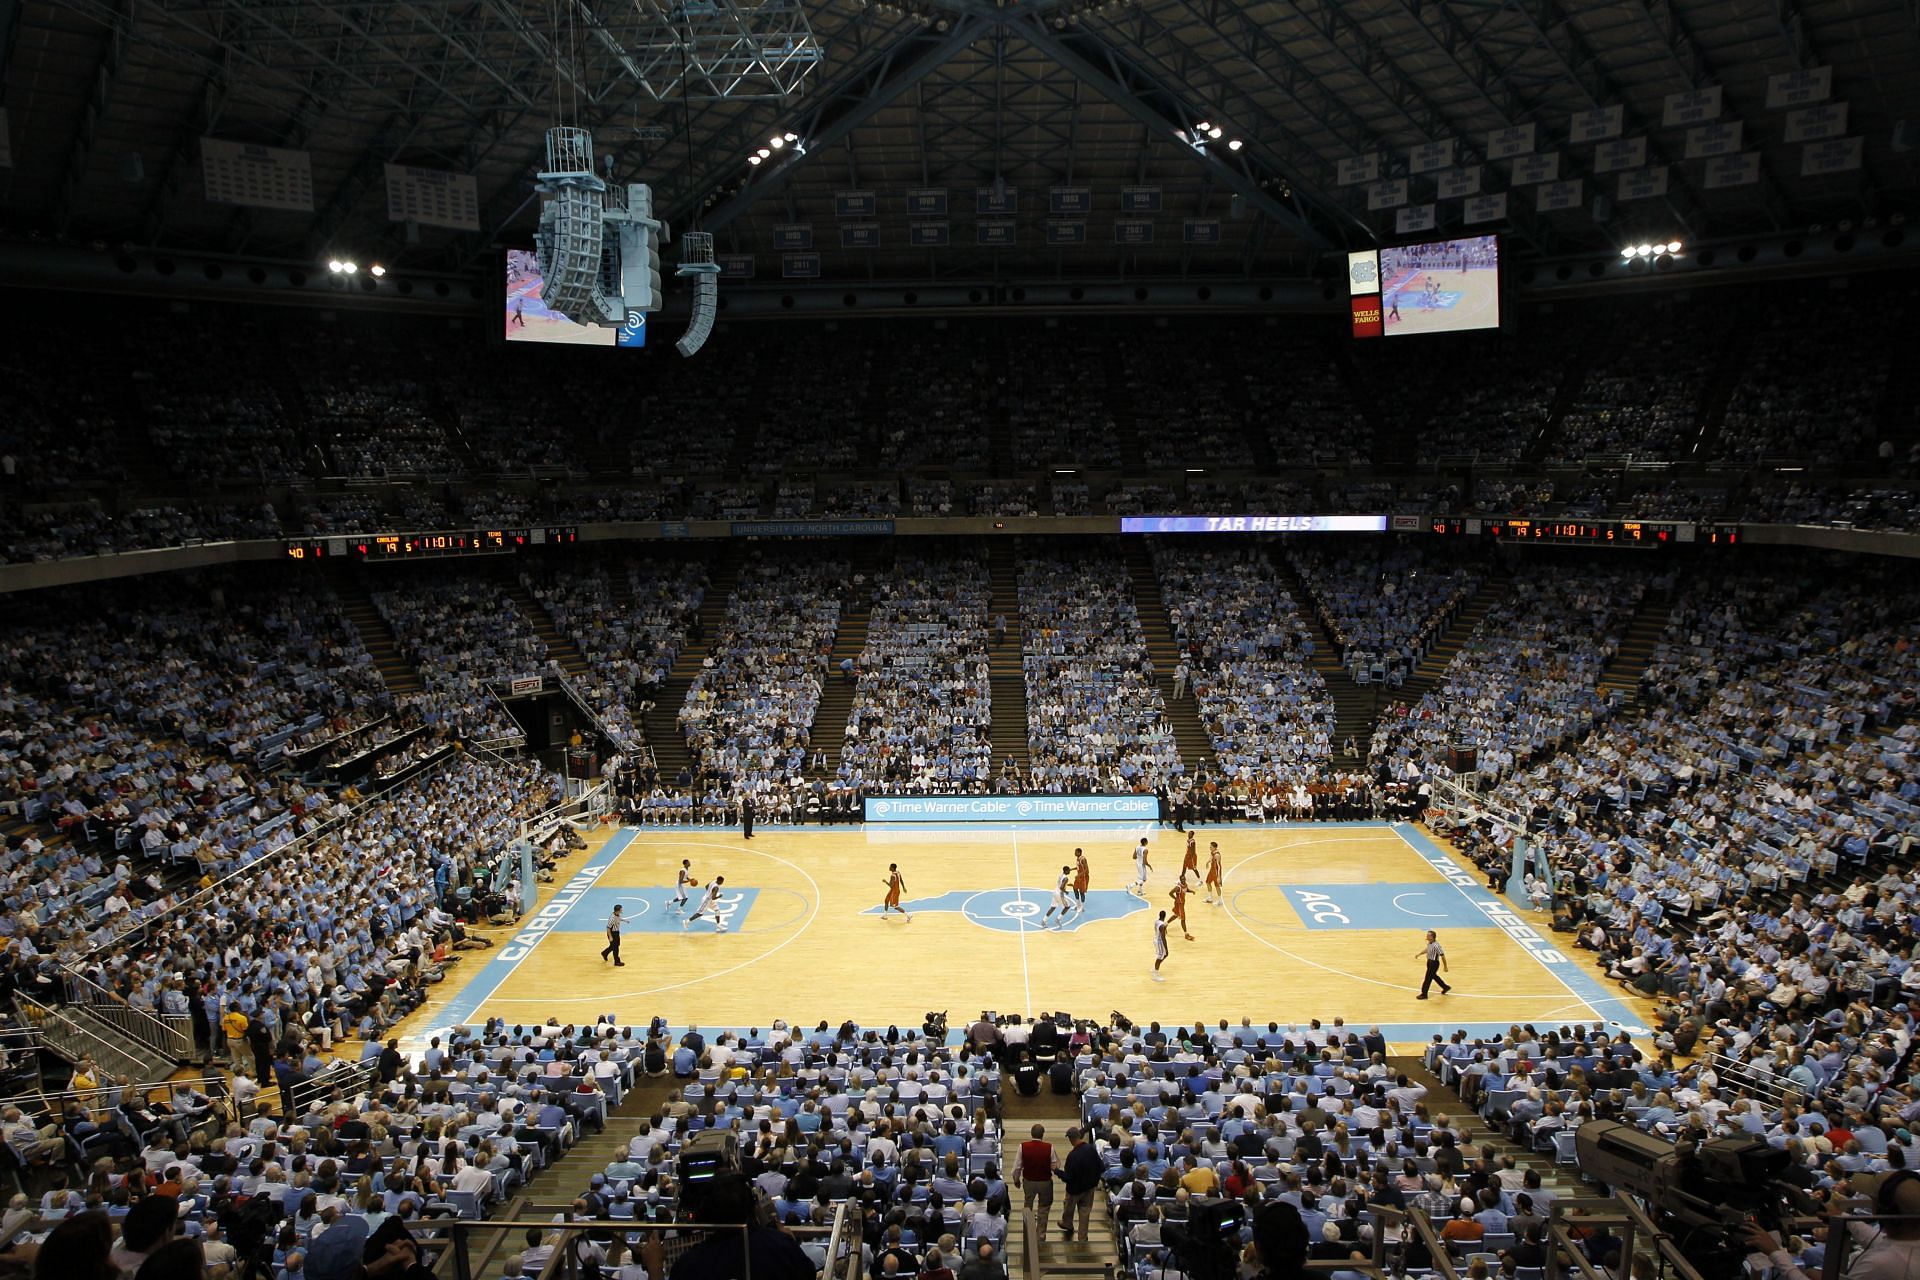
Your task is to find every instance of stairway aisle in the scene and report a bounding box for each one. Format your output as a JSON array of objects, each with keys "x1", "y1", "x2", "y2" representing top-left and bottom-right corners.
[
  {"x1": 505, "y1": 581, "x2": 589, "y2": 677},
  {"x1": 806, "y1": 545, "x2": 886, "y2": 779},
  {"x1": 1597, "y1": 591, "x2": 1676, "y2": 708},
  {"x1": 640, "y1": 546, "x2": 740, "y2": 779},
  {"x1": 332, "y1": 568, "x2": 422, "y2": 695},
  {"x1": 987, "y1": 544, "x2": 1032, "y2": 774},
  {"x1": 1000, "y1": 1109, "x2": 1119, "y2": 1279},
  {"x1": 1397, "y1": 575, "x2": 1507, "y2": 704},
  {"x1": 1120, "y1": 542, "x2": 1216, "y2": 773},
  {"x1": 1271, "y1": 551, "x2": 1378, "y2": 767}
]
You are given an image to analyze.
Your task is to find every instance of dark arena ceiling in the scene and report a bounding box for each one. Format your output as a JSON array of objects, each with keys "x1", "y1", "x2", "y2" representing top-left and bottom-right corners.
[{"x1": 2, "y1": 0, "x2": 1917, "y2": 289}]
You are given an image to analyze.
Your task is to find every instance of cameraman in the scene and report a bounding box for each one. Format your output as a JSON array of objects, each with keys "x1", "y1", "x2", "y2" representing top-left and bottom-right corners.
[
  {"x1": 1744, "y1": 1173, "x2": 1920, "y2": 1280},
  {"x1": 639, "y1": 1177, "x2": 813, "y2": 1280},
  {"x1": 1241, "y1": 1201, "x2": 1309, "y2": 1280}
]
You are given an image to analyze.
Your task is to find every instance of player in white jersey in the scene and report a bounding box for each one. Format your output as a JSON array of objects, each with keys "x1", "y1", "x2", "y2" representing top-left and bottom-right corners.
[
  {"x1": 1150, "y1": 911, "x2": 1170, "y2": 981},
  {"x1": 684, "y1": 876, "x2": 729, "y2": 933},
  {"x1": 672, "y1": 859, "x2": 695, "y2": 911},
  {"x1": 1041, "y1": 866, "x2": 1073, "y2": 928},
  {"x1": 1128, "y1": 838, "x2": 1152, "y2": 896}
]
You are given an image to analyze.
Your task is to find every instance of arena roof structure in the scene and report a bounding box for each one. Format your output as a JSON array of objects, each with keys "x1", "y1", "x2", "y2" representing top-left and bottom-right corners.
[{"x1": 2, "y1": 0, "x2": 1916, "y2": 289}]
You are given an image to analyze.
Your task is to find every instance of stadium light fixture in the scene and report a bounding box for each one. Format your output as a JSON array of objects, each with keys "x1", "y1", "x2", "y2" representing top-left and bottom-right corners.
[
  {"x1": 1636, "y1": 243, "x2": 1653, "y2": 256},
  {"x1": 769, "y1": 136, "x2": 785, "y2": 149},
  {"x1": 747, "y1": 155, "x2": 763, "y2": 165},
  {"x1": 1195, "y1": 120, "x2": 1211, "y2": 133},
  {"x1": 1620, "y1": 247, "x2": 1635, "y2": 259},
  {"x1": 1666, "y1": 240, "x2": 1683, "y2": 254},
  {"x1": 1207, "y1": 126, "x2": 1224, "y2": 140},
  {"x1": 342, "y1": 262, "x2": 357, "y2": 274},
  {"x1": 369, "y1": 264, "x2": 386, "y2": 277},
  {"x1": 327, "y1": 259, "x2": 344, "y2": 272},
  {"x1": 783, "y1": 133, "x2": 799, "y2": 143},
  {"x1": 1227, "y1": 139, "x2": 1244, "y2": 151}
]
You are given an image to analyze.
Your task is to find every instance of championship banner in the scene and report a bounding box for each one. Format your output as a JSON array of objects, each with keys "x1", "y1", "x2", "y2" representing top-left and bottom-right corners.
[
  {"x1": 1766, "y1": 66, "x2": 1831, "y2": 109},
  {"x1": 202, "y1": 138, "x2": 315, "y2": 212},
  {"x1": 834, "y1": 191, "x2": 877, "y2": 218},
  {"x1": 1685, "y1": 120, "x2": 1744, "y2": 160},
  {"x1": 1801, "y1": 136, "x2": 1864, "y2": 177},
  {"x1": 1784, "y1": 103, "x2": 1849, "y2": 143},
  {"x1": 909, "y1": 222, "x2": 949, "y2": 247},
  {"x1": 717, "y1": 254, "x2": 755, "y2": 279},
  {"x1": 977, "y1": 219, "x2": 1017, "y2": 246},
  {"x1": 1508, "y1": 152, "x2": 1560, "y2": 185},
  {"x1": 781, "y1": 253, "x2": 821, "y2": 278},
  {"x1": 839, "y1": 224, "x2": 880, "y2": 249},
  {"x1": 1534, "y1": 178, "x2": 1583, "y2": 213},
  {"x1": 1435, "y1": 166, "x2": 1481, "y2": 199},
  {"x1": 1662, "y1": 86, "x2": 1723, "y2": 127},
  {"x1": 1408, "y1": 139, "x2": 1455, "y2": 174},
  {"x1": 1182, "y1": 219, "x2": 1222, "y2": 245},
  {"x1": 1366, "y1": 178, "x2": 1409, "y2": 210},
  {"x1": 1120, "y1": 186, "x2": 1163, "y2": 213},
  {"x1": 1049, "y1": 187, "x2": 1093, "y2": 215},
  {"x1": 1486, "y1": 124, "x2": 1536, "y2": 160},
  {"x1": 1569, "y1": 105, "x2": 1625, "y2": 144},
  {"x1": 1395, "y1": 203, "x2": 1436, "y2": 234},
  {"x1": 1701, "y1": 152, "x2": 1761, "y2": 188},
  {"x1": 1114, "y1": 219, "x2": 1155, "y2": 245},
  {"x1": 905, "y1": 188, "x2": 947, "y2": 216},
  {"x1": 1337, "y1": 153, "x2": 1381, "y2": 185},
  {"x1": 1592, "y1": 137, "x2": 1647, "y2": 173},
  {"x1": 1463, "y1": 192, "x2": 1508, "y2": 224},
  {"x1": 976, "y1": 187, "x2": 1018, "y2": 215},
  {"x1": 1045, "y1": 221, "x2": 1087, "y2": 245},
  {"x1": 384, "y1": 164, "x2": 480, "y2": 230},
  {"x1": 772, "y1": 223, "x2": 813, "y2": 249},
  {"x1": 1617, "y1": 167, "x2": 1670, "y2": 201}
]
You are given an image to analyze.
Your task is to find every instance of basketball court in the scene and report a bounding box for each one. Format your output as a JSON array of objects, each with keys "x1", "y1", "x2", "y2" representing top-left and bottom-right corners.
[{"x1": 398, "y1": 821, "x2": 1653, "y2": 1052}]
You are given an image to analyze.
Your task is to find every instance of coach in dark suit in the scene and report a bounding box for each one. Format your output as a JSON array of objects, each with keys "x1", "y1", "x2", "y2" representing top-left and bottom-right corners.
[{"x1": 741, "y1": 794, "x2": 755, "y2": 840}]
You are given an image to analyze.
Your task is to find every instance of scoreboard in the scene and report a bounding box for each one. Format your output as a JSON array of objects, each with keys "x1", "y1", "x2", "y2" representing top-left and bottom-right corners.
[
  {"x1": 285, "y1": 527, "x2": 579, "y2": 562},
  {"x1": 1424, "y1": 517, "x2": 1740, "y2": 547}
]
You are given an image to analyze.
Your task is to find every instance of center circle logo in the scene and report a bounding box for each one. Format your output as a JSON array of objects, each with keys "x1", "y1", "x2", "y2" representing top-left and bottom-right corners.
[{"x1": 1001, "y1": 900, "x2": 1040, "y2": 918}]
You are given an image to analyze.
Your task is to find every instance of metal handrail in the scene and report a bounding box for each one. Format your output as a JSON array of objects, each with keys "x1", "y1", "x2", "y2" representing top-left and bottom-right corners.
[
  {"x1": 13, "y1": 993, "x2": 166, "y2": 1084},
  {"x1": 56, "y1": 968, "x2": 192, "y2": 1062},
  {"x1": 0, "y1": 1073, "x2": 196, "y2": 1116},
  {"x1": 80, "y1": 750, "x2": 464, "y2": 964},
  {"x1": 290, "y1": 1055, "x2": 381, "y2": 1115}
]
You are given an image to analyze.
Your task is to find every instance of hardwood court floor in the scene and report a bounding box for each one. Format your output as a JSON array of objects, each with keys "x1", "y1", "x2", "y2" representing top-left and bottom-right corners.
[{"x1": 397, "y1": 821, "x2": 1655, "y2": 1052}]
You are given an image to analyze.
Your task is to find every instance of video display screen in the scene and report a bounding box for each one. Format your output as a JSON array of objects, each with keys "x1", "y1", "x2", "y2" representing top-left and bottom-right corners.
[
  {"x1": 502, "y1": 248, "x2": 614, "y2": 346},
  {"x1": 1377, "y1": 234, "x2": 1501, "y2": 336}
]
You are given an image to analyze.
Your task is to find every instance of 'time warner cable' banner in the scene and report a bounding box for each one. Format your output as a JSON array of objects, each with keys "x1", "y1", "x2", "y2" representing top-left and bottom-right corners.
[
  {"x1": 1352, "y1": 294, "x2": 1384, "y2": 338},
  {"x1": 865, "y1": 794, "x2": 1162, "y2": 822}
]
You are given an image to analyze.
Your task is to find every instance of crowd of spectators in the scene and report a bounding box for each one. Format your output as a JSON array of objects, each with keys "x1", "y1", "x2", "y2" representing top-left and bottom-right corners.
[
  {"x1": 839, "y1": 555, "x2": 993, "y2": 793},
  {"x1": 677, "y1": 553, "x2": 847, "y2": 816},
  {"x1": 1019, "y1": 550, "x2": 1181, "y2": 793},
  {"x1": 372, "y1": 580, "x2": 550, "y2": 740},
  {"x1": 1153, "y1": 545, "x2": 1334, "y2": 788},
  {"x1": 132, "y1": 322, "x2": 305, "y2": 482},
  {"x1": 1290, "y1": 547, "x2": 1483, "y2": 687},
  {"x1": 1371, "y1": 566, "x2": 1651, "y2": 781},
  {"x1": 1717, "y1": 291, "x2": 1894, "y2": 464},
  {"x1": 522, "y1": 559, "x2": 706, "y2": 751},
  {"x1": 1546, "y1": 298, "x2": 1721, "y2": 462},
  {"x1": 1246, "y1": 337, "x2": 1372, "y2": 467},
  {"x1": 1007, "y1": 335, "x2": 1121, "y2": 469}
]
